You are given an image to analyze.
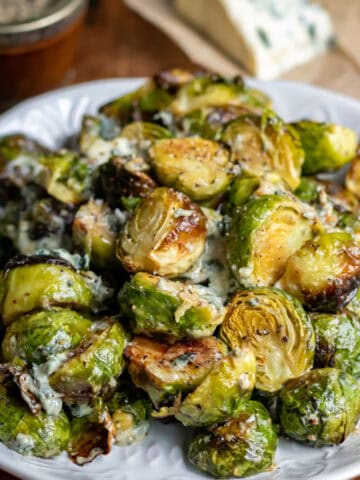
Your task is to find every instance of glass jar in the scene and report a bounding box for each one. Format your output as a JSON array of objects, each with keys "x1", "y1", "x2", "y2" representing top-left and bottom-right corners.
[{"x1": 0, "y1": 0, "x2": 88, "y2": 102}]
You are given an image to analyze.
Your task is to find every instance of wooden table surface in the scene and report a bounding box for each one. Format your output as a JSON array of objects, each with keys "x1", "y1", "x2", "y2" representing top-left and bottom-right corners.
[{"x1": 0, "y1": 0, "x2": 359, "y2": 479}]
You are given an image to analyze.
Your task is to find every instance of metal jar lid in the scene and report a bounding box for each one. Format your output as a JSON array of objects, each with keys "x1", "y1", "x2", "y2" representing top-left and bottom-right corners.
[{"x1": 0, "y1": 0, "x2": 88, "y2": 47}]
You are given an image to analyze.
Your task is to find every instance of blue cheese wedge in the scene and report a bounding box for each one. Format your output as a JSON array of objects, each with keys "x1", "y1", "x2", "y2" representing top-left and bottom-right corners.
[{"x1": 175, "y1": 0, "x2": 335, "y2": 79}]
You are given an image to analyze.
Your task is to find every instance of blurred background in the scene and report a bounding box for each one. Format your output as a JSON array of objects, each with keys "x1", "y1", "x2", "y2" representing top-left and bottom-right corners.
[{"x1": 0, "y1": 0, "x2": 359, "y2": 115}]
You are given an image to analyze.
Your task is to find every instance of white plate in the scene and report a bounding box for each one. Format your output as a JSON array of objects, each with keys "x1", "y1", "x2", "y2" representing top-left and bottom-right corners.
[{"x1": 0, "y1": 78, "x2": 360, "y2": 480}]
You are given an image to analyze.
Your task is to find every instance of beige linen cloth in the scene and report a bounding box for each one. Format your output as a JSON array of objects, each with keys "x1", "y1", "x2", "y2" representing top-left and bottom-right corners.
[{"x1": 123, "y1": 0, "x2": 360, "y2": 100}]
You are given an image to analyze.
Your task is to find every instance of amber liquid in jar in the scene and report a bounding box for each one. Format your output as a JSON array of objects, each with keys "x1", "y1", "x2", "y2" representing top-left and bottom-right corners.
[{"x1": 0, "y1": 0, "x2": 87, "y2": 102}]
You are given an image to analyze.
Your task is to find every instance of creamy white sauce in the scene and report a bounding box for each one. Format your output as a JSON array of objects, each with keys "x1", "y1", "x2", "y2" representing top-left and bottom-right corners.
[
  {"x1": 182, "y1": 210, "x2": 235, "y2": 302},
  {"x1": 28, "y1": 353, "x2": 68, "y2": 416},
  {"x1": 114, "y1": 421, "x2": 149, "y2": 447},
  {"x1": 10, "y1": 433, "x2": 35, "y2": 455}
]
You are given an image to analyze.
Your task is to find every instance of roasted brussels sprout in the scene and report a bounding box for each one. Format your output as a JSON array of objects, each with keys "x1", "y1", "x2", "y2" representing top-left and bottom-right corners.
[
  {"x1": 2, "y1": 308, "x2": 93, "y2": 364},
  {"x1": 188, "y1": 400, "x2": 277, "y2": 478},
  {"x1": 312, "y1": 311, "x2": 360, "y2": 377},
  {"x1": 117, "y1": 187, "x2": 207, "y2": 277},
  {"x1": 222, "y1": 112, "x2": 304, "y2": 190},
  {"x1": 170, "y1": 75, "x2": 271, "y2": 116},
  {"x1": 68, "y1": 397, "x2": 113, "y2": 465},
  {"x1": 73, "y1": 200, "x2": 120, "y2": 269},
  {"x1": 37, "y1": 152, "x2": 93, "y2": 205},
  {"x1": 178, "y1": 105, "x2": 248, "y2": 140},
  {"x1": 1, "y1": 255, "x2": 93, "y2": 323},
  {"x1": 227, "y1": 171, "x2": 291, "y2": 209},
  {"x1": 121, "y1": 121, "x2": 172, "y2": 142},
  {"x1": 124, "y1": 336, "x2": 227, "y2": 406},
  {"x1": 97, "y1": 156, "x2": 157, "y2": 209},
  {"x1": 279, "y1": 231, "x2": 360, "y2": 311},
  {"x1": 294, "y1": 176, "x2": 320, "y2": 203},
  {"x1": 150, "y1": 137, "x2": 232, "y2": 201},
  {"x1": 107, "y1": 384, "x2": 152, "y2": 446},
  {"x1": 49, "y1": 320, "x2": 127, "y2": 403},
  {"x1": 346, "y1": 154, "x2": 360, "y2": 199},
  {"x1": 0, "y1": 133, "x2": 49, "y2": 188},
  {"x1": 220, "y1": 288, "x2": 315, "y2": 392},
  {"x1": 227, "y1": 195, "x2": 312, "y2": 287},
  {"x1": 292, "y1": 120, "x2": 358, "y2": 175},
  {"x1": 99, "y1": 79, "x2": 172, "y2": 125},
  {"x1": 175, "y1": 348, "x2": 256, "y2": 426},
  {"x1": 118, "y1": 272, "x2": 224, "y2": 339},
  {"x1": 278, "y1": 368, "x2": 360, "y2": 446},
  {"x1": 0, "y1": 385, "x2": 70, "y2": 458}
]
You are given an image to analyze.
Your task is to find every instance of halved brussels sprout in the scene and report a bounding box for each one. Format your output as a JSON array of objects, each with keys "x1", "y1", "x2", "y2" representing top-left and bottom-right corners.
[
  {"x1": 99, "y1": 79, "x2": 172, "y2": 125},
  {"x1": 1, "y1": 255, "x2": 93, "y2": 323},
  {"x1": 118, "y1": 272, "x2": 224, "y2": 338},
  {"x1": 121, "y1": 121, "x2": 172, "y2": 142},
  {"x1": 68, "y1": 397, "x2": 113, "y2": 465},
  {"x1": 117, "y1": 187, "x2": 207, "y2": 277},
  {"x1": 227, "y1": 171, "x2": 291, "y2": 209},
  {"x1": 312, "y1": 311, "x2": 360, "y2": 377},
  {"x1": 227, "y1": 195, "x2": 312, "y2": 287},
  {"x1": 178, "y1": 106, "x2": 249, "y2": 140},
  {"x1": 278, "y1": 368, "x2": 360, "y2": 446},
  {"x1": 279, "y1": 231, "x2": 360, "y2": 311},
  {"x1": 346, "y1": 155, "x2": 360, "y2": 199},
  {"x1": 177, "y1": 105, "x2": 253, "y2": 140},
  {"x1": 150, "y1": 137, "x2": 232, "y2": 201},
  {"x1": 49, "y1": 320, "x2": 127, "y2": 403},
  {"x1": 0, "y1": 133, "x2": 49, "y2": 188},
  {"x1": 73, "y1": 200, "x2": 120, "y2": 269},
  {"x1": 220, "y1": 288, "x2": 315, "y2": 392},
  {"x1": 170, "y1": 75, "x2": 271, "y2": 116},
  {"x1": 2, "y1": 308, "x2": 93, "y2": 364},
  {"x1": 107, "y1": 383, "x2": 152, "y2": 446},
  {"x1": 294, "y1": 177, "x2": 320, "y2": 203},
  {"x1": 37, "y1": 152, "x2": 93, "y2": 205},
  {"x1": 222, "y1": 112, "x2": 304, "y2": 190},
  {"x1": 175, "y1": 348, "x2": 256, "y2": 426},
  {"x1": 188, "y1": 400, "x2": 277, "y2": 479},
  {"x1": 124, "y1": 335, "x2": 227, "y2": 406},
  {"x1": 97, "y1": 156, "x2": 157, "y2": 209},
  {"x1": 292, "y1": 120, "x2": 358, "y2": 175},
  {"x1": 0, "y1": 385, "x2": 70, "y2": 458}
]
